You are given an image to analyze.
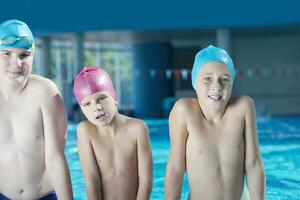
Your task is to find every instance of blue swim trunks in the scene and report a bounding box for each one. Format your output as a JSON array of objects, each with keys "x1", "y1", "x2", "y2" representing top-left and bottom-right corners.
[{"x1": 0, "y1": 191, "x2": 57, "y2": 200}]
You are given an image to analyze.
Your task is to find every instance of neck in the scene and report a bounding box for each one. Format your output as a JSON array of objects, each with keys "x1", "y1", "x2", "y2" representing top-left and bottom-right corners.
[
  {"x1": 198, "y1": 100, "x2": 227, "y2": 122},
  {"x1": 0, "y1": 79, "x2": 27, "y2": 101}
]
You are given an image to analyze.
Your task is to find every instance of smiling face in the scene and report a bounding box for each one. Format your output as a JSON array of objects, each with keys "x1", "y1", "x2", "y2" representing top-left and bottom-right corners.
[
  {"x1": 0, "y1": 48, "x2": 33, "y2": 86},
  {"x1": 80, "y1": 91, "x2": 118, "y2": 127},
  {"x1": 194, "y1": 61, "x2": 233, "y2": 110}
]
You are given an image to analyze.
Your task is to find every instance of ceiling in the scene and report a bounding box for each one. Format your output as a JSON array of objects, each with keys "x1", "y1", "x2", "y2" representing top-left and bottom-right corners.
[{"x1": 2, "y1": 0, "x2": 300, "y2": 42}]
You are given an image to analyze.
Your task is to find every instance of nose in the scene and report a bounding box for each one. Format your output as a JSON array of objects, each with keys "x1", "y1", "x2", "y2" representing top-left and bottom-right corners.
[
  {"x1": 211, "y1": 80, "x2": 222, "y2": 92},
  {"x1": 96, "y1": 103, "x2": 103, "y2": 111}
]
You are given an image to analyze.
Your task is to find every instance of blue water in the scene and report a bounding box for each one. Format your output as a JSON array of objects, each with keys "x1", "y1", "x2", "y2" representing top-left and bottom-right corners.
[{"x1": 65, "y1": 116, "x2": 300, "y2": 200}]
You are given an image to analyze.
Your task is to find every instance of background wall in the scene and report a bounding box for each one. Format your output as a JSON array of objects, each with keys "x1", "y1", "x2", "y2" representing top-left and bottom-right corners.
[{"x1": 1, "y1": 0, "x2": 299, "y2": 118}]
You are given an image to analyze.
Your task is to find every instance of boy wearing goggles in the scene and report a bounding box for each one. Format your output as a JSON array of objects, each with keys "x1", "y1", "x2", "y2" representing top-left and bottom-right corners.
[{"x1": 0, "y1": 19, "x2": 73, "y2": 200}]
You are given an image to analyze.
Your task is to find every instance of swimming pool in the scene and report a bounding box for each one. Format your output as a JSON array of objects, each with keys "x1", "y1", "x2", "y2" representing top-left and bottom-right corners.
[{"x1": 65, "y1": 116, "x2": 300, "y2": 200}]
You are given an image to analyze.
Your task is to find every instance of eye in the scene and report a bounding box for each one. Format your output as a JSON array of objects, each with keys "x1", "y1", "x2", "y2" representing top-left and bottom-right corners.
[
  {"x1": 221, "y1": 77, "x2": 230, "y2": 83},
  {"x1": 0, "y1": 51, "x2": 11, "y2": 56},
  {"x1": 19, "y1": 53, "x2": 31, "y2": 60},
  {"x1": 97, "y1": 96, "x2": 107, "y2": 102},
  {"x1": 203, "y1": 77, "x2": 212, "y2": 82},
  {"x1": 83, "y1": 102, "x2": 90, "y2": 107}
]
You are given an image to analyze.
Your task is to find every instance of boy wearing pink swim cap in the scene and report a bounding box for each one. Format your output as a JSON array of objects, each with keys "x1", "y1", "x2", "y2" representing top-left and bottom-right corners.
[
  {"x1": 74, "y1": 66, "x2": 153, "y2": 200},
  {"x1": 165, "y1": 46, "x2": 265, "y2": 200}
]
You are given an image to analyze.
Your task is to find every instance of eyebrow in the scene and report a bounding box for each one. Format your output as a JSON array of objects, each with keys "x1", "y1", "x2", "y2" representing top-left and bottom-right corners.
[
  {"x1": 0, "y1": 49, "x2": 31, "y2": 54},
  {"x1": 222, "y1": 74, "x2": 230, "y2": 77},
  {"x1": 19, "y1": 50, "x2": 32, "y2": 54},
  {"x1": 202, "y1": 73, "x2": 230, "y2": 76},
  {"x1": 81, "y1": 101, "x2": 90, "y2": 106},
  {"x1": 97, "y1": 94, "x2": 108, "y2": 98},
  {"x1": 96, "y1": 93, "x2": 108, "y2": 96}
]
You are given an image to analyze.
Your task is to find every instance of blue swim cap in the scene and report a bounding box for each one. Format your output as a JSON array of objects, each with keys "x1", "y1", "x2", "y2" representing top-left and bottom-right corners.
[
  {"x1": 191, "y1": 45, "x2": 235, "y2": 87},
  {"x1": 0, "y1": 19, "x2": 34, "y2": 52}
]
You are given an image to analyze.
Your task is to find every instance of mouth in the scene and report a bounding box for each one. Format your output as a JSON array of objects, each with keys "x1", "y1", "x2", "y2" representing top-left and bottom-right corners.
[
  {"x1": 95, "y1": 112, "x2": 106, "y2": 120},
  {"x1": 6, "y1": 71, "x2": 24, "y2": 77},
  {"x1": 208, "y1": 95, "x2": 222, "y2": 101}
]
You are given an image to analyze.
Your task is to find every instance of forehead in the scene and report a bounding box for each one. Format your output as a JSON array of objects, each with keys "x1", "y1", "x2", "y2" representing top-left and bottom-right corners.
[
  {"x1": 0, "y1": 48, "x2": 31, "y2": 54},
  {"x1": 198, "y1": 61, "x2": 230, "y2": 75},
  {"x1": 81, "y1": 91, "x2": 112, "y2": 102}
]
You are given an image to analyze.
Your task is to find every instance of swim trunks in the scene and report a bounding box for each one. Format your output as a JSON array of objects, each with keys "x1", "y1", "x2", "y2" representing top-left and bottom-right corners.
[{"x1": 0, "y1": 191, "x2": 57, "y2": 200}]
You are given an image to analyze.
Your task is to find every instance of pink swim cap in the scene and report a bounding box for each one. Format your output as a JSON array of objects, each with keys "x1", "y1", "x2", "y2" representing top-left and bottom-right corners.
[{"x1": 74, "y1": 66, "x2": 117, "y2": 105}]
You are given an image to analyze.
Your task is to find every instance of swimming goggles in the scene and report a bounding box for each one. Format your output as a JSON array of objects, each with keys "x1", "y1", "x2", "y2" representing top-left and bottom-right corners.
[{"x1": 0, "y1": 35, "x2": 33, "y2": 48}]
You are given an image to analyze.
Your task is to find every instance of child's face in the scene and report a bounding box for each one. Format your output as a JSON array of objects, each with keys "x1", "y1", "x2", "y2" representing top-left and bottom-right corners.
[
  {"x1": 194, "y1": 62, "x2": 233, "y2": 109},
  {"x1": 80, "y1": 92, "x2": 117, "y2": 127},
  {"x1": 0, "y1": 48, "x2": 33, "y2": 86}
]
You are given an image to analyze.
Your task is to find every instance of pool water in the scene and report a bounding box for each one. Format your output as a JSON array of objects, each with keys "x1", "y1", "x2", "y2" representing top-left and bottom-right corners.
[{"x1": 65, "y1": 116, "x2": 300, "y2": 200}]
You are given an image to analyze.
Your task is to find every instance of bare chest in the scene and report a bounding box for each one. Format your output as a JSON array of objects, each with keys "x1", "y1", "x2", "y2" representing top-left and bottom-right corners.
[
  {"x1": 0, "y1": 99, "x2": 44, "y2": 151},
  {"x1": 91, "y1": 134, "x2": 137, "y2": 173},
  {"x1": 186, "y1": 116, "x2": 245, "y2": 162}
]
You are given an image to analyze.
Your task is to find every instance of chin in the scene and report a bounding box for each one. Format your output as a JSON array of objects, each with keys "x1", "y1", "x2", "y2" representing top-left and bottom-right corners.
[
  {"x1": 6, "y1": 78, "x2": 23, "y2": 86},
  {"x1": 10, "y1": 75, "x2": 27, "y2": 83},
  {"x1": 207, "y1": 99, "x2": 227, "y2": 108}
]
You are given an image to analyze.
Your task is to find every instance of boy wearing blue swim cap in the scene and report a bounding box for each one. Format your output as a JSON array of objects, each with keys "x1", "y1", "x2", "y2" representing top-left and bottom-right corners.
[
  {"x1": 165, "y1": 45, "x2": 266, "y2": 200},
  {"x1": 0, "y1": 19, "x2": 73, "y2": 200}
]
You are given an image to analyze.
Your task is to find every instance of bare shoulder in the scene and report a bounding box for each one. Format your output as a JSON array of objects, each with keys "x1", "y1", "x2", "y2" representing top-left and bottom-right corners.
[
  {"x1": 120, "y1": 116, "x2": 149, "y2": 142},
  {"x1": 171, "y1": 98, "x2": 198, "y2": 115},
  {"x1": 77, "y1": 120, "x2": 94, "y2": 140},
  {"x1": 229, "y1": 95, "x2": 255, "y2": 113},
  {"x1": 231, "y1": 95, "x2": 255, "y2": 110},
  {"x1": 77, "y1": 120, "x2": 91, "y2": 132},
  {"x1": 125, "y1": 116, "x2": 148, "y2": 135},
  {"x1": 28, "y1": 75, "x2": 59, "y2": 97},
  {"x1": 77, "y1": 120, "x2": 94, "y2": 142},
  {"x1": 170, "y1": 98, "x2": 199, "y2": 124}
]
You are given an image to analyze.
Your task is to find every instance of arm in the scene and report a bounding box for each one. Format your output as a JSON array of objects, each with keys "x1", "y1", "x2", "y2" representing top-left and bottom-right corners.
[
  {"x1": 136, "y1": 121, "x2": 153, "y2": 200},
  {"x1": 244, "y1": 96, "x2": 266, "y2": 200},
  {"x1": 41, "y1": 86, "x2": 73, "y2": 199},
  {"x1": 164, "y1": 99, "x2": 189, "y2": 200},
  {"x1": 77, "y1": 123, "x2": 103, "y2": 200}
]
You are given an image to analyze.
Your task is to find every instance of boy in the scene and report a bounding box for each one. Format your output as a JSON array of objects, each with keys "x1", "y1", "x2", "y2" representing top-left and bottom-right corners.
[
  {"x1": 165, "y1": 45, "x2": 265, "y2": 200},
  {"x1": 0, "y1": 19, "x2": 73, "y2": 199},
  {"x1": 74, "y1": 66, "x2": 153, "y2": 200}
]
